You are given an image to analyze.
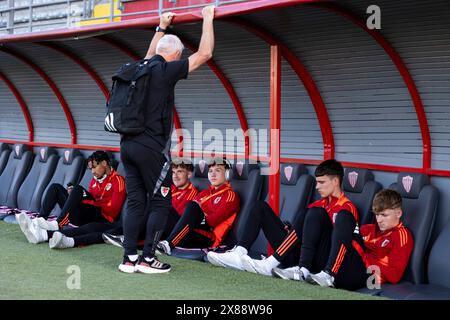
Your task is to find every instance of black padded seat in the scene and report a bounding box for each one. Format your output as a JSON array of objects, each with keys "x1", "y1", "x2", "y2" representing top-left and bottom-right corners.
[
  {"x1": 0, "y1": 144, "x2": 33, "y2": 209},
  {"x1": 0, "y1": 143, "x2": 11, "y2": 176},
  {"x1": 40, "y1": 149, "x2": 85, "y2": 218},
  {"x1": 379, "y1": 186, "x2": 447, "y2": 300},
  {"x1": 223, "y1": 161, "x2": 262, "y2": 247},
  {"x1": 387, "y1": 172, "x2": 439, "y2": 285},
  {"x1": 190, "y1": 159, "x2": 210, "y2": 192},
  {"x1": 249, "y1": 163, "x2": 315, "y2": 256},
  {"x1": 343, "y1": 168, "x2": 382, "y2": 226},
  {"x1": 16, "y1": 146, "x2": 59, "y2": 212}
]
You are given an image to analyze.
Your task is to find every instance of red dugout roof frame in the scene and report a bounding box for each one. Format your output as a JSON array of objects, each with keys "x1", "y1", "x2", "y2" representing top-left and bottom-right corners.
[
  {"x1": 0, "y1": 0, "x2": 319, "y2": 44},
  {"x1": 0, "y1": 71, "x2": 34, "y2": 142},
  {"x1": 313, "y1": 2, "x2": 432, "y2": 172},
  {"x1": 0, "y1": 0, "x2": 448, "y2": 181},
  {"x1": 0, "y1": 46, "x2": 77, "y2": 144}
]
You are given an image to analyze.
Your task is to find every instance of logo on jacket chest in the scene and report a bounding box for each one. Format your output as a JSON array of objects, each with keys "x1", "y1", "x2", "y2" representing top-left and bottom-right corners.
[
  {"x1": 161, "y1": 186, "x2": 170, "y2": 197},
  {"x1": 213, "y1": 197, "x2": 222, "y2": 205},
  {"x1": 105, "y1": 183, "x2": 112, "y2": 191}
]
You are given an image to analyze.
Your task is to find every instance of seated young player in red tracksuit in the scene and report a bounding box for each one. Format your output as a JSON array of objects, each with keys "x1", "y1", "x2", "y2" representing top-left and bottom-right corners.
[
  {"x1": 271, "y1": 188, "x2": 413, "y2": 290},
  {"x1": 157, "y1": 157, "x2": 240, "y2": 255},
  {"x1": 17, "y1": 151, "x2": 126, "y2": 248}
]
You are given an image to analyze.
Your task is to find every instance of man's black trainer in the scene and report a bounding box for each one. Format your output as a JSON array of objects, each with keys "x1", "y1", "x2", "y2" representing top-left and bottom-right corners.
[
  {"x1": 135, "y1": 256, "x2": 171, "y2": 274},
  {"x1": 118, "y1": 255, "x2": 138, "y2": 273}
]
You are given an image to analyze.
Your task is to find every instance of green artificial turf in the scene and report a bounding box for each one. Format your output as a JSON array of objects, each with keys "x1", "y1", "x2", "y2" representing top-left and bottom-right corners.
[{"x1": 0, "y1": 223, "x2": 384, "y2": 300}]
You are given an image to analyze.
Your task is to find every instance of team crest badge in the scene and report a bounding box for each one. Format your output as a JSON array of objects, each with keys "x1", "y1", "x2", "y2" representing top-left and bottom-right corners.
[
  {"x1": 15, "y1": 145, "x2": 20, "y2": 156},
  {"x1": 284, "y1": 166, "x2": 293, "y2": 181},
  {"x1": 161, "y1": 186, "x2": 170, "y2": 197},
  {"x1": 40, "y1": 148, "x2": 46, "y2": 160},
  {"x1": 381, "y1": 239, "x2": 390, "y2": 248},
  {"x1": 199, "y1": 160, "x2": 206, "y2": 174},
  {"x1": 348, "y1": 171, "x2": 358, "y2": 188},
  {"x1": 64, "y1": 150, "x2": 70, "y2": 162},
  {"x1": 93, "y1": 183, "x2": 97, "y2": 188},
  {"x1": 236, "y1": 162, "x2": 244, "y2": 176},
  {"x1": 105, "y1": 183, "x2": 112, "y2": 191},
  {"x1": 402, "y1": 175, "x2": 413, "y2": 193},
  {"x1": 214, "y1": 197, "x2": 222, "y2": 204}
]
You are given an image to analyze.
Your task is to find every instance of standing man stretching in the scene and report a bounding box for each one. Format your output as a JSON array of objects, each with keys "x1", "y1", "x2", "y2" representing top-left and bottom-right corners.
[{"x1": 119, "y1": 6, "x2": 216, "y2": 274}]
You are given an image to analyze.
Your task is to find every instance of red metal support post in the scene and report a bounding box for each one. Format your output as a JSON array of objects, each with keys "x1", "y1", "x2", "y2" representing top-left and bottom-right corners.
[
  {"x1": 268, "y1": 45, "x2": 281, "y2": 215},
  {"x1": 227, "y1": 18, "x2": 335, "y2": 160},
  {"x1": 313, "y1": 2, "x2": 431, "y2": 172},
  {"x1": 0, "y1": 71, "x2": 34, "y2": 142},
  {"x1": 37, "y1": 42, "x2": 110, "y2": 98},
  {"x1": 0, "y1": 46, "x2": 77, "y2": 144},
  {"x1": 180, "y1": 37, "x2": 250, "y2": 158}
]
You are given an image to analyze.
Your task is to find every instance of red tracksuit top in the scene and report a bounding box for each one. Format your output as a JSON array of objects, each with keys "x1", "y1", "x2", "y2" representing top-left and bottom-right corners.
[
  {"x1": 172, "y1": 182, "x2": 199, "y2": 216},
  {"x1": 359, "y1": 222, "x2": 414, "y2": 284},
  {"x1": 82, "y1": 169, "x2": 126, "y2": 222},
  {"x1": 193, "y1": 182, "x2": 240, "y2": 247},
  {"x1": 308, "y1": 193, "x2": 359, "y2": 224}
]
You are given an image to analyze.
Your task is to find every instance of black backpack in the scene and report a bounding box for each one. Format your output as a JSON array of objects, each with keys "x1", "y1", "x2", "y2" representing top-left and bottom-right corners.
[{"x1": 104, "y1": 59, "x2": 159, "y2": 135}]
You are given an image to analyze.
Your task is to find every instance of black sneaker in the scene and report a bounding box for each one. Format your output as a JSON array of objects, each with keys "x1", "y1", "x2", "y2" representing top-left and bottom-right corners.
[
  {"x1": 103, "y1": 233, "x2": 124, "y2": 248},
  {"x1": 118, "y1": 255, "x2": 138, "y2": 273},
  {"x1": 135, "y1": 256, "x2": 171, "y2": 274}
]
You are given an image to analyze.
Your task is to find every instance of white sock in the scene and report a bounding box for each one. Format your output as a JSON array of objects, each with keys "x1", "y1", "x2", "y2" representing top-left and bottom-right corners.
[
  {"x1": 234, "y1": 246, "x2": 248, "y2": 256},
  {"x1": 128, "y1": 254, "x2": 138, "y2": 261},
  {"x1": 265, "y1": 255, "x2": 280, "y2": 269},
  {"x1": 300, "y1": 267, "x2": 310, "y2": 278}
]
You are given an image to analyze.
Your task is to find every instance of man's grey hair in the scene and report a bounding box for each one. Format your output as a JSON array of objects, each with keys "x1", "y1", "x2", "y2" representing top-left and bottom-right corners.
[{"x1": 156, "y1": 34, "x2": 185, "y2": 56}]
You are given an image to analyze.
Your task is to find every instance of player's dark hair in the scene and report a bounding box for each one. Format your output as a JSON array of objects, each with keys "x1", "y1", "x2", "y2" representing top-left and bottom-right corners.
[
  {"x1": 172, "y1": 158, "x2": 194, "y2": 172},
  {"x1": 207, "y1": 156, "x2": 231, "y2": 170},
  {"x1": 372, "y1": 189, "x2": 402, "y2": 213},
  {"x1": 314, "y1": 159, "x2": 344, "y2": 185},
  {"x1": 87, "y1": 151, "x2": 111, "y2": 167}
]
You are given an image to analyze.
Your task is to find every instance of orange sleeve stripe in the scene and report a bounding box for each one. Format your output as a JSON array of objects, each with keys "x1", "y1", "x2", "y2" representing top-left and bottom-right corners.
[
  {"x1": 117, "y1": 177, "x2": 123, "y2": 191},
  {"x1": 400, "y1": 228, "x2": 408, "y2": 247}
]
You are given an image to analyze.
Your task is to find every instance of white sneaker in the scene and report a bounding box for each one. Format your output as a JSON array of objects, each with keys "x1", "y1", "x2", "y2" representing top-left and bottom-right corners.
[
  {"x1": 156, "y1": 240, "x2": 171, "y2": 255},
  {"x1": 49, "y1": 232, "x2": 74, "y2": 249},
  {"x1": 272, "y1": 266, "x2": 306, "y2": 281},
  {"x1": 240, "y1": 255, "x2": 273, "y2": 276},
  {"x1": 16, "y1": 213, "x2": 31, "y2": 234},
  {"x1": 36, "y1": 218, "x2": 59, "y2": 231},
  {"x1": 310, "y1": 270, "x2": 335, "y2": 288},
  {"x1": 207, "y1": 247, "x2": 246, "y2": 270},
  {"x1": 23, "y1": 219, "x2": 48, "y2": 244}
]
